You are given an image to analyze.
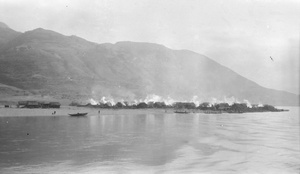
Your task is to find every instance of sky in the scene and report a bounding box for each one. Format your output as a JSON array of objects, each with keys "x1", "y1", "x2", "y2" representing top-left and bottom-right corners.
[{"x1": 0, "y1": 0, "x2": 299, "y2": 94}]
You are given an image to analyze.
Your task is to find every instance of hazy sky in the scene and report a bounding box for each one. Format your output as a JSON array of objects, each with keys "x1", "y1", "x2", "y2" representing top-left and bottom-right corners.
[{"x1": 0, "y1": 0, "x2": 299, "y2": 94}]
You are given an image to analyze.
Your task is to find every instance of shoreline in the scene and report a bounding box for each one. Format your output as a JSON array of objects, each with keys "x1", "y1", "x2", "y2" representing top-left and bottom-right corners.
[
  {"x1": 0, "y1": 106, "x2": 172, "y2": 117},
  {"x1": 0, "y1": 106, "x2": 291, "y2": 117}
]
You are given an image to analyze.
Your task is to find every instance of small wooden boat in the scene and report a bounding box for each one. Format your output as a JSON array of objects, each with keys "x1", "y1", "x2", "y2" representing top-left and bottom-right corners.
[
  {"x1": 174, "y1": 110, "x2": 190, "y2": 114},
  {"x1": 68, "y1": 112, "x2": 88, "y2": 116}
]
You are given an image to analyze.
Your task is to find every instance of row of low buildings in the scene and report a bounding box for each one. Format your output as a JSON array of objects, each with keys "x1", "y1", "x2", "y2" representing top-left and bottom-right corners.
[{"x1": 17, "y1": 101, "x2": 61, "y2": 108}]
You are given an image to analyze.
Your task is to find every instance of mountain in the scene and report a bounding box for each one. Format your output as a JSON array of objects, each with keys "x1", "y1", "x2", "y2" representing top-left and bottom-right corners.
[
  {"x1": 0, "y1": 22, "x2": 21, "y2": 46},
  {"x1": 0, "y1": 22, "x2": 298, "y2": 105}
]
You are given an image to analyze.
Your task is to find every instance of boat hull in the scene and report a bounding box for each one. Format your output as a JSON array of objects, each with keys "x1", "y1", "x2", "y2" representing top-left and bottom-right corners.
[
  {"x1": 68, "y1": 113, "x2": 88, "y2": 116},
  {"x1": 174, "y1": 111, "x2": 190, "y2": 114}
]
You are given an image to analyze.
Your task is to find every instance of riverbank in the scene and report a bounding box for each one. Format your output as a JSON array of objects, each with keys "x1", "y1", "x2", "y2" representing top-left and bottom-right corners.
[
  {"x1": 0, "y1": 106, "x2": 172, "y2": 117},
  {"x1": 0, "y1": 106, "x2": 290, "y2": 117},
  {"x1": 2, "y1": 104, "x2": 293, "y2": 117}
]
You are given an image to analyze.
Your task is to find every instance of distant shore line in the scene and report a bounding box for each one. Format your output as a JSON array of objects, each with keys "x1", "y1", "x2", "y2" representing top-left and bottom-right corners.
[
  {"x1": 0, "y1": 100, "x2": 292, "y2": 112},
  {"x1": 0, "y1": 103, "x2": 289, "y2": 117},
  {"x1": 0, "y1": 107, "x2": 174, "y2": 117}
]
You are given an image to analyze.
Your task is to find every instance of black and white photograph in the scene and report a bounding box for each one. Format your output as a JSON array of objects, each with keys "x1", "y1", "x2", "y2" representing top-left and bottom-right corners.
[{"x1": 0, "y1": 0, "x2": 299, "y2": 173}]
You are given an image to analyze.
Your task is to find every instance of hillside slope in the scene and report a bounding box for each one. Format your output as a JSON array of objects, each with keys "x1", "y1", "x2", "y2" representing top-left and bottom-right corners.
[
  {"x1": 0, "y1": 23, "x2": 298, "y2": 105},
  {"x1": 0, "y1": 22, "x2": 21, "y2": 46}
]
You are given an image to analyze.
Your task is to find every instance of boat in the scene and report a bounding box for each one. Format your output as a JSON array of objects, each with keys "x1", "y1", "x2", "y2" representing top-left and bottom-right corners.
[
  {"x1": 68, "y1": 112, "x2": 88, "y2": 116},
  {"x1": 174, "y1": 110, "x2": 190, "y2": 114}
]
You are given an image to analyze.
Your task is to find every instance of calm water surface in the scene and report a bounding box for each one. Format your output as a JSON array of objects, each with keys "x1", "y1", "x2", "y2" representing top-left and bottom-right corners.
[{"x1": 0, "y1": 107, "x2": 299, "y2": 174}]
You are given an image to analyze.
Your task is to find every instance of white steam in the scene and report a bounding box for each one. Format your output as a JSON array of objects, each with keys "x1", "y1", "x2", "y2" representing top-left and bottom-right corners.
[
  {"x1": 143, "y1": 94, "x2": 163, "y2": 103},
  {"x1": 88, "y1": 94, "x2": 255, "y2": 108},
  {"x1": 258, "y1": 103, "x2": 263, "y2": 107},
  {"x1": 89, "y1": 98, "x2": 98, "y2": 105},
  {"x1": 243, "y1": 99, "x2": 252, "y2": 108},
  {"x1": 191, "y1": 96, "x2": 201, "y2": 107}
]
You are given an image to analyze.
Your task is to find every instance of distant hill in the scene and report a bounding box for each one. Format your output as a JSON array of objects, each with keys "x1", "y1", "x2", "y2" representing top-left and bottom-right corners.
[
  {"x1": 0, "y1": 22, "x2": 298, "y2": 105},
  {"x1": 0, "y1": 22, "x2": 21, "y2": 46}
]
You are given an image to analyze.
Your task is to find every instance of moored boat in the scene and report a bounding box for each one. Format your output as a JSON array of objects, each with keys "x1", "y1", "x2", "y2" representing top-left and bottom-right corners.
[
  {"x1": 174, "y1": 110, "x2": 190, "y2": 114},
  {"x1": 68, "y1": 112, "x2": 88, "y2": 116}
]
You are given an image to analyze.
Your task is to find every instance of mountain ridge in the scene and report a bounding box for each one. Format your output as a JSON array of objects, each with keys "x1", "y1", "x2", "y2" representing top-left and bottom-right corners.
[
  {"x1": 0, "y1": 22, "x2": 298, "y2": 106},
  {"x1": 0, "y1": 22, "x2": 21, "y2": 46}
]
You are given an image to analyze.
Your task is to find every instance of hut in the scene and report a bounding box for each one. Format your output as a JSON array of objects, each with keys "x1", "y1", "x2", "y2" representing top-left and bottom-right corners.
[
  {"x1": 26, "y1": 101, "x2": 40, "y2": 108},
  {"x1": 198, "y1": 102, "x2": 211, "y2": 110},
  {"x1": 216, "y1": 103, "x2": 230, "y2": 111},
  {"x1": 18, "y1": 101, "x2": 28, "y2": 108},
  {"x1": 230, "y1": 103, "x2": 248, "y2": 112},
  {"x1": 41, "y1": 102, "x2": 51, "y2": 108},
  {"x1": 49, "y1": 102, "x2": 61, "y2": 108},
  {"x1": 137, "y1": 102, "x2": 148, "y2": 109},
  {"x1": 115, "y1": 102, "x2": 125, "y2": 108},
  {"x1": 173, "y1": 102, "x2": 196, "y2": 109},
  {"x1": 153, "y1": 102, "x2": 167, "y2": 108},
  {"x1": 147, "y1": 102, "x2": 154, "y2": 108}
]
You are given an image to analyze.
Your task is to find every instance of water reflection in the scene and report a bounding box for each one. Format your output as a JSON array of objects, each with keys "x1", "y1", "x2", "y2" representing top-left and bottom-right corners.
[{"x1": 0, "y1": 107, "x2": 299, "y2": 173}]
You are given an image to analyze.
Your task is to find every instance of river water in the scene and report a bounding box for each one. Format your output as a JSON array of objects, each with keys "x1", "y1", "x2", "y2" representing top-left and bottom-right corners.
[{"x1": 0, "y1": 107, "x2": 299, "y2": 174}]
